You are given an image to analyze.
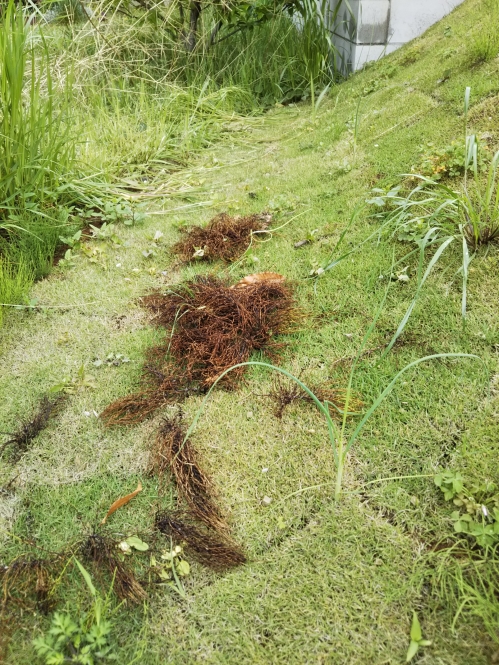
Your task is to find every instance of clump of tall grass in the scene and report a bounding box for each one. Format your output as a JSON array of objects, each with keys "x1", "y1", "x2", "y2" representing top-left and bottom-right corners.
[
  {"x1": 0, "y1": 1, "x2": 78, "y2": 317},
  {"x1": 468, "y1": 0, "x2": 499, "y2": 64},
  {"x1": 179, "y1": 280, "x2": 481, "y2": 500},
  {"x1": 360, "y1": 88, "x2": 499, "y2": 319},
  {"x1": 0, "y1": 2, "x2": 74, "y2": 216}
]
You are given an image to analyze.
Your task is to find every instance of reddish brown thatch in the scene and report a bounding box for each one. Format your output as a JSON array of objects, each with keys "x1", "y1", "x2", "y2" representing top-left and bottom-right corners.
[
  {"x1": 155, "y1": 511, "x2": 246, "y2": 572},
  {"x1": 172, "y1": 212, "x2": 271, "y2": 263},
  {"x1": 100, "y1": 275, "x2": 299, "y2": 426},
  {"x1": 150, "y1": 411, "x2": 229, "y2": 533}
]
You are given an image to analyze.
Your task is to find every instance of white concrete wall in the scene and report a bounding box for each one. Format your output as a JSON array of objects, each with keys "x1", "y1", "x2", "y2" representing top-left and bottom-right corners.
[{"x1": 331, "y1": 0, "x2": 465, "y2": 72}]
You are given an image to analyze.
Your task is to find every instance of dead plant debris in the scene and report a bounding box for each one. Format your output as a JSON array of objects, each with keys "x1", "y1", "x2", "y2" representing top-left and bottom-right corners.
[
  {"x1": 101, "y1": 274, "x2": 299, "y2": 425},
  {"x1": 155, "y1": 511, "x2": 246, "y2": 572},
  {"x1": 231, "y1": 272, "x2": 285, "y2": 288},
  {"x1": 101, "y1": 482, "x2": 143, "y2": 524},
  {"x1": 80, "y1": 534, "x2": 147, "y2": 603},
  {"x1": 0, "y1": 554, "x2": 64, "y2": 615},
  {"x1": 268, "y1": 377, "x2": 363, "y2": 420},
  {"x1": 0, "y1": 396, "x2": 64, "y2": 463},
  {"x1": 150, "y1": 411, "x2": 229, "y2": 534},
  {"x1": 172, "y1": 212, "x2": 271, "y2": 263}
]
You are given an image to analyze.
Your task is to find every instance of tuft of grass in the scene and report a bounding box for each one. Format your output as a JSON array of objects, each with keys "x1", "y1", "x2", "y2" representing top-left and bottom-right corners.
[{"x1": 468, "y1": 0, "x2": 499, "y2": 64}]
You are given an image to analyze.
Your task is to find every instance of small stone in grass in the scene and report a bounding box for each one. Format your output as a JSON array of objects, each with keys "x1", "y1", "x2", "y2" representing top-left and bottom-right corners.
[
  {"x1": 262, "y1": 496, "x2": 272, "y2": 506},
  {"x1": 246, "y1": 411, "x2": 253, "y2": 419}
]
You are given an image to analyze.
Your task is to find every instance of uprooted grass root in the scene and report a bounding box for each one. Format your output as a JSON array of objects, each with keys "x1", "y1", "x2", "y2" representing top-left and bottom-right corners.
[
  {"x1": 101, "y1": 275, "x2": 299, "y2": 425},
  {"x1": 268, "y1": 377, "x2": 363, "y2": 419},
  {"x1": 0, "y1": 554, "x2": 63, "y2": 614},
  {"x1": 155, "y1": 511, "x2": 246, "y2": 572},
  {"x1": 0, "y1": 396, "x2": 64, "y2": 463},
  {"x1": 150, "y1": 411, "x2": 229, "y2": 534},
  {"x1": 172, "y1": 212, "x2": 271, "y2": 263},
  {"x1": 80, "y1": 534, "x2": 147, "y2": 603}
]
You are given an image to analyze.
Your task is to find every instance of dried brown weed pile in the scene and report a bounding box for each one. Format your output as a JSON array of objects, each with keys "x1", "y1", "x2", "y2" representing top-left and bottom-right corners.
[
  {"x1": 101, "y1": 275, "x2": 299, "y2": 425},
  {"x1": 172, "y1": 212, "x2": 271, "y2": 263},
  {"x1": 0, "y1": 555, "x2": 63, "y2": 614},
  {"x1": 80, "y1": 534, "x2": 147, "y2": 603}
]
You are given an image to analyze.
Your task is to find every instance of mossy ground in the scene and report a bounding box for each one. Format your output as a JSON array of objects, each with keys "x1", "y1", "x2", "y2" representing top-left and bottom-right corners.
[{"x1": 1, "y1": 0, "x2": 499, "y2": 661}]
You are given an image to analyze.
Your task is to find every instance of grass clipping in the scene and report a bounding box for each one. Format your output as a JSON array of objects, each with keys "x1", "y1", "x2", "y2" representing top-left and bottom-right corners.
[
  {"x1": 172, "y1": 212, "x2": 271, "y2": 263},
  {"x1": 101, "y1": 274, "x2": 299, "y2": 426}
]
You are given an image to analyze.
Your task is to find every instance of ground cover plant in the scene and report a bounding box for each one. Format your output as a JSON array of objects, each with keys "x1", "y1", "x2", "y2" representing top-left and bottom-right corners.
[{"x1": 1, "y1": 0, "x2": 499, "y2": 662}]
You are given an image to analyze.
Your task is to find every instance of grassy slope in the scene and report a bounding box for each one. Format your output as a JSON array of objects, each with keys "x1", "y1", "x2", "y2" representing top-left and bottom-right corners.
[{"x1": 1, "y1": 0, "x2": 499, "y2": 662}]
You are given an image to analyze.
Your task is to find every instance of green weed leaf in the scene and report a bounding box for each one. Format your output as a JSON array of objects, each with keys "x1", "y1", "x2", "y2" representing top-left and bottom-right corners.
[
  {"x1": 125, "y1": 536, "x2": 149, "y2": 551},
  {"x1": 410, "y1": 612, "x2": 422, "y2": 642},
  {"x1": 406, "y1": 640, "x2": 419, "y2": 662}
]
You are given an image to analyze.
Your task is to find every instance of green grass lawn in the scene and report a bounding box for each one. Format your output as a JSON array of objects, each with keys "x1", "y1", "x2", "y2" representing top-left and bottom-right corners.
[{"x1": 1, "y1": 0, "x2": 499, "y2": 662}]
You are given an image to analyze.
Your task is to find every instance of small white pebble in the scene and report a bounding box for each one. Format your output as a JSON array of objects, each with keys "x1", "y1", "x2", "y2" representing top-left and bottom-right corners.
[
  {"x1": 246, "y1": 411, "x2": 253, "y2": 419},
  {"x1": 374, "y1": 144, "x2": 379, "y2": 147},
  {"x1": 262, "y1": 496, "x2": 272, "y2": 506},
  {"x1": 262, "y1": 468, "x2": 269, "y2": 473},
  {"x1": 116, "y1": 263, "x2": 122, "y2": 268}
]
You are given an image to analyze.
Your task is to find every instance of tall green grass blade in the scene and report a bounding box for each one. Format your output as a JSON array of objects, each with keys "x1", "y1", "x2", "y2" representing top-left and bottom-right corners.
[
  {"x1": 381, "y1": 232, "x2": 454, "y2": 358},
  {"x1": 344, "y1": 353, "x2": 482, "y2": 456},
  {"x1": 74, "y1": 557, "x2": 97, "y2": 597},
  {"x1": 461, "y1": 233, "x2": 470, "y2": 320}
]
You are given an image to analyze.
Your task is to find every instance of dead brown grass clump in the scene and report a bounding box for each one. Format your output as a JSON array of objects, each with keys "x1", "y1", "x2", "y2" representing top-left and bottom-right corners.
[
  {"x1": 155, "y1": 511, "x2": 246, "y2": 572},
  {"x1": 150, "y1": 411, "x2": 229, "y2": 534},
  {"x1": 0, "y1": 555, "x2": 62, "y2": 614},
  {"x1": 80, "y1": 534, "x2": 147, "y2": 603},
  {"x1": 172, "y1": 212, "x2": 271, "y2": 263},
  {"x1": 101, "y1": 275, "x2": 299, "y2": 426},
  {"x1": 0, "y1": 396, "x2": 63, "y2": 463},
  {"x1": 268, "y1": 377, "x2": 363, "y2": 419}
]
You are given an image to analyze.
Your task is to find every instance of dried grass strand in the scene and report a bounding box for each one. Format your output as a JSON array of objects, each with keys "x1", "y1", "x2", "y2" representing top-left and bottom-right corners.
[
  {"x1": 268, "y1": 377, "x2": 363, "y2": 419},
  {"x1": 0, "y1": 396, "x2": 64, "y2": 462},
  {"x1": 80, "y1": 534, "x2": 147, "y2": 603}
]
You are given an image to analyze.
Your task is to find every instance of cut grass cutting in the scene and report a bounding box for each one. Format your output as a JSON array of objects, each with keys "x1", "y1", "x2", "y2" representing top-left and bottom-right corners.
[{"x1": 1, "y1": 0, "x2": 499, "y2": 662}]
